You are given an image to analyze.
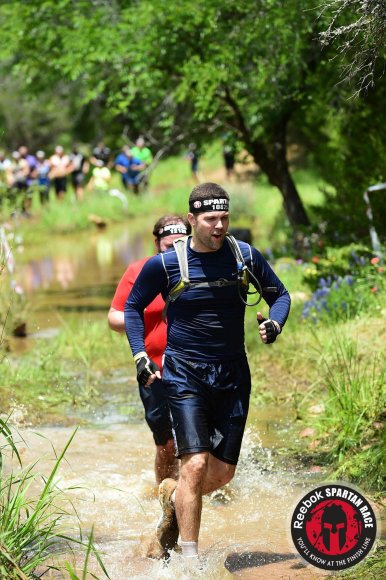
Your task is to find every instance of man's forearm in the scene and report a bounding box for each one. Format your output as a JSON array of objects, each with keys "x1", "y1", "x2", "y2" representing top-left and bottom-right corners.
[{"x1": 124, "y1": 301, "x2": 147, "y2": 357}]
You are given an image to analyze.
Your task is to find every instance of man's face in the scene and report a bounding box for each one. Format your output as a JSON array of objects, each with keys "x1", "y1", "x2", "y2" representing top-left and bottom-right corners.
[
  {"x1": 156, "y1": 233, "x2": 185, "y2": 253},
  {"x1": 123, "y1": 147, "x2": 133, "y2": 157},
  {"x1": 189, "y1": 210, "x2": 229, "y2": 252}
]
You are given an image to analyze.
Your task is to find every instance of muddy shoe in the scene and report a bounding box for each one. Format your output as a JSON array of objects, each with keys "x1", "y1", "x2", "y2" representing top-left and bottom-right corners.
[
  {"x1": 145, "y1": 535, "x2": 165, "y2": 560},
  {"x1": 145, "y1": 535, "x2": 181, "y2": 560},
  {"x1": 156, "y1": 478, "x2": 179, "y2": 555}
]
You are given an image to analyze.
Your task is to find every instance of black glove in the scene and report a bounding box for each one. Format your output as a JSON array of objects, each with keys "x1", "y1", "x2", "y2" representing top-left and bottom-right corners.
[
  {"x1": 257, "y1": 316, "x2": 280, "y2": 344},
  {"x1": 134, "y1": 353, "x2": 160, "y2": 387}
]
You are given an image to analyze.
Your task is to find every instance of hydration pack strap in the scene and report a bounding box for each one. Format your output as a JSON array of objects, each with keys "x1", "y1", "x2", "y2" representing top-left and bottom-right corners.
[{"x1": 162, "y1": 234, "x2": 247, "y2": 321}]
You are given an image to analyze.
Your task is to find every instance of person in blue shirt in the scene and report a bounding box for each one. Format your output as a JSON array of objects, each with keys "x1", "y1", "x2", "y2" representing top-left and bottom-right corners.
[
  {"x1": 113, "y1": 145, "x2": 145, "y2": 194},
  {"x1": 124, "y1": 182, "x2": 291, "y2": 563},
  {"x1": 35, "y1": 150, "x2": 51, "y2": 205}
]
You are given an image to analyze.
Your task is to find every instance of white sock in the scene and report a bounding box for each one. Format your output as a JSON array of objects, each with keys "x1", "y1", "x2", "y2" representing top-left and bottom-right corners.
[{"x1": 181, "y1": 541, "x2": 198, "y2": 558}]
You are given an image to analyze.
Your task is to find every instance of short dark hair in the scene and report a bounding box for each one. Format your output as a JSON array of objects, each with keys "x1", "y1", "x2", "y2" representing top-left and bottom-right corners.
[
  {"x1": 152, "y1": 214, "x2": 191, "y2": 238},
  {"x1": 188, "y1": 182, "x2": 229, "y2": 204}
]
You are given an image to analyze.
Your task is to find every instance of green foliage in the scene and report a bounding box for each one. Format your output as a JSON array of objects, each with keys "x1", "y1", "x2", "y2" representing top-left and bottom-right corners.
[
  {"x1": 1, "y1": 0, "x2": 385, "y2": 238},
  {"x1": 0, "y1": 74, "x2": 75, "y2": 151},
  {"x1": 302, "y1": 244, "x2": 376, "y2": 290},
  {"x1": 38, "y1": 191, "x2": 130, "y2": 234},
  {"x1": 302, "y1": 244, "x2": 385, "y2": 323},
  {"x1": 321, "y1": 338, "x2": 384, "y2": 454},
  {"x1": 0, "y1": 0, "x2": 337, "y2": 227},
  {"x1": 296, "y1": 73, "x2": 386, "y2": 244}
]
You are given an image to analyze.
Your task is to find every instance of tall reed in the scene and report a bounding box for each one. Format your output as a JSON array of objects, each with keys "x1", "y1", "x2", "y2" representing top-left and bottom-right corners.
[
  {"x1": 0, "y1": 423, "x2": 109, "y2": 578},
  {"x1": 316, "y1": 336, "x2": 385, "y2": 488}
]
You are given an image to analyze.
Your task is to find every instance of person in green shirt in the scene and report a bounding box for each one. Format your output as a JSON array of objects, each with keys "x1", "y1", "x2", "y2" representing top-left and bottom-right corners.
[
  {"x1": 131, "y1": 137, "x2": 153, "y2": 190},
  {"x1": 132, "y1": 136, "x2": 153, "y2": 166}
]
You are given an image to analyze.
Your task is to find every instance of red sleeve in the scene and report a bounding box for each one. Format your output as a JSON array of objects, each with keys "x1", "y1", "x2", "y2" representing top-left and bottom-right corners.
[
  {"x1": 111, "y1": 260, "x2": 144, "y2": 311},
  {"x1": 111, "y1": 256, "x2": 166, "y2": 368}
]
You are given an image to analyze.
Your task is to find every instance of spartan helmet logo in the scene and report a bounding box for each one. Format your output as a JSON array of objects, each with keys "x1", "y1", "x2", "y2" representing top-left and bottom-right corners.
[
  {"x1": 193, "y1": 200, "x2": 202, "y2": 208},
  {"x1": 322, "y1": 504, "x2": 347, "y2": 552}
]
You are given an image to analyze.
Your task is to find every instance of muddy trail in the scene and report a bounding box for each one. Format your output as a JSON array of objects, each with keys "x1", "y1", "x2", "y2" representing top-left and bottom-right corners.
[
  {"x1": 19, "y1": 414, "x2": 326, "y2": 579},
  {"x1": 10, "y1": 223, "x2": 327, "y2": 578}
]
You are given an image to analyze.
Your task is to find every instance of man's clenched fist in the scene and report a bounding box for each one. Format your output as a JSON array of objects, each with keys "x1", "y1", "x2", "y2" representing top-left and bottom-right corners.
[
  {"x1": 256, "y1": 312, "x2": 281, "y2": 344},
  {"x1": 134, "y1": 352, "x2": 160, "y2": 386}
]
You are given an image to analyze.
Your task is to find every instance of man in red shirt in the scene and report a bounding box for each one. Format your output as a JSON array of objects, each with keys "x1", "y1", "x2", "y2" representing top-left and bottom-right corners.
[{"x1": 108, "y1": 215, "x2": 191, "y2": 485}]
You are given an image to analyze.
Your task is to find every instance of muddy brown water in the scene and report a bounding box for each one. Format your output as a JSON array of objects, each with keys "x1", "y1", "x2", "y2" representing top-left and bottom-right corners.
[
  {"x1": 10, "y1": 224, "x2": 327, "y2": 578},
  {"x1": 12, "y1": 224, "x2": 150, "y2": 341},
  {"x1": 18, "y1": 418, "x2": 326, "y2": 579}
]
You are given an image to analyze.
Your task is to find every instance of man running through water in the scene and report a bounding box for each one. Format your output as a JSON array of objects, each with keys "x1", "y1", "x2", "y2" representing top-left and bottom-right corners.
[
  {"x1": 124, "y1": 183, "x2": 291, "y2": 564},
  {"x1": 108, "y1": 215, "x2": 191, "y2": 487}
]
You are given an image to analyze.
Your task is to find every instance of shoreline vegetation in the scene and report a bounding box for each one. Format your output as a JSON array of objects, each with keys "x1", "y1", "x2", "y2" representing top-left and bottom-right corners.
[{"x1": 1, "y1": 148, "x2": 385, "y2": 576}]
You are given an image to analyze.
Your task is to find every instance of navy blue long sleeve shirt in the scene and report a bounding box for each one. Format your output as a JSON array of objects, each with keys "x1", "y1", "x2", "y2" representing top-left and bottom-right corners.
[{"x1": 125, "y1": 237, "x2": 290, "y2": 361}]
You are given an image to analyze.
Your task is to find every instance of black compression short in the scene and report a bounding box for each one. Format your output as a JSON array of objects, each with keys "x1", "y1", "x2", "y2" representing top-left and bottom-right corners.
[{"x1": 162, "y1": 355, "x2": 251, "y2": 465}]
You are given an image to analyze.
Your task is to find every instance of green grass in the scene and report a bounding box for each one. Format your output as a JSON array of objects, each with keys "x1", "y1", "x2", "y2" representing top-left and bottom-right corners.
[
  {"x1": 0, "y1": 317, "x2": 132, "y2": 417},
  {"x1": 320, "y1": 337, "x2": 384, "y2": 454},
  {"x1": 341, "y1": 543, "x2": 386, "y2": 580},
  {"x1": 246, "y1": 291, "x2": 386, "y2": 491},
  {"x1": 313, "y1": 336, "x2": 385, "y2": 489}
]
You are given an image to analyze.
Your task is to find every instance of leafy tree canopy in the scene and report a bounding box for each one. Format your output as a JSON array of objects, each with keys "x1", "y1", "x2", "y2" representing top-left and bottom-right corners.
[{"x1": 1, "y1": 0, "x2": 385, "y2": 239}]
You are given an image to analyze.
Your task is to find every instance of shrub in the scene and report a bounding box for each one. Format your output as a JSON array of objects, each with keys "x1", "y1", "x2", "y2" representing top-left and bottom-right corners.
[{"x1": 302, "y1": 244, "x2": 385, "y2": 323}]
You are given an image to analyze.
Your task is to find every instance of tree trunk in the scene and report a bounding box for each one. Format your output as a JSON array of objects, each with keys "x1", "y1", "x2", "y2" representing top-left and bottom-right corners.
[
  {"x1": 246, "y1": 115, "x2": 311, "y2": 229},
  {"x1": 251, "y1": 141, "x2": 311, "y2": 229},
  {"x1": 223, "y1": 88, "x2": 310, "y2": 230}
]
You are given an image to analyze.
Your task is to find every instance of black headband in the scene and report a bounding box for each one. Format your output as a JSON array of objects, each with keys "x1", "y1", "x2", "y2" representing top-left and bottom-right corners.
[
  {"x1": 189, "y1": 197, "x2": 229, "y2": 213},
  {"x1": 157, "y1": 223, "x2": 188, "y2": 238}
]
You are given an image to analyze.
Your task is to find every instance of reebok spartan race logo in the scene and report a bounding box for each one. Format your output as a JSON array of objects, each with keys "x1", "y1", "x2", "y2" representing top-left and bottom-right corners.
[{"x1": 290, "y1": 483, "x2": 377, "y2": 571}]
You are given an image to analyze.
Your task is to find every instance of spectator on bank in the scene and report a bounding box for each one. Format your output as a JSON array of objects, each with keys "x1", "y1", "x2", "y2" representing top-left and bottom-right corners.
[
  {"x1": 223, "y1": 145, "x2": 236, "y2": 180},
  {"x1": 90, "y1": 141, "x2": 111, "y2": 167},
  {"x1": 10, "y1": 151, "x2": 24, "y2": 190},
  {"x1": 222, "y1": 134, "x2": 237, "y2": 180},
  {"x1": 131, "y1": 136, "x2": 153, "y2": 189},
  {"x1": 7, "y1": 147, "x2": 36, "y2": 215},
  {"x1": 69, "y1": 144, "x2": 89, "y2": 201},
  {"x1": 0, "y1": 150, "x2": 12, "y2": 187},
  {"x1": 88, "y1": 165, "x2": 112, "y2": 192},
  {"x1": 113, "y1": 145, "x2": 145, "y2": 194},
  {"x1": 49, "y1": 145, "x2": 71, "y2": 199},
  {"x1": 132, "y1": 136, "x2": 153, "y2": 167},
  {"x1": 18, "y1": 146, "x2": 37, "y2": 183},
  {"x1": 0, "y1": 150, "x2": 12, "y2": 208},
  {"x1": 19, "y1": 145, "x2": 38, "y2": 214},
  {"x1": 35, "y1": 150, "x2": 51, "y2": 205},
  {"x1": 186, "y1": 143, "x2": 200, "y2": 183}
]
